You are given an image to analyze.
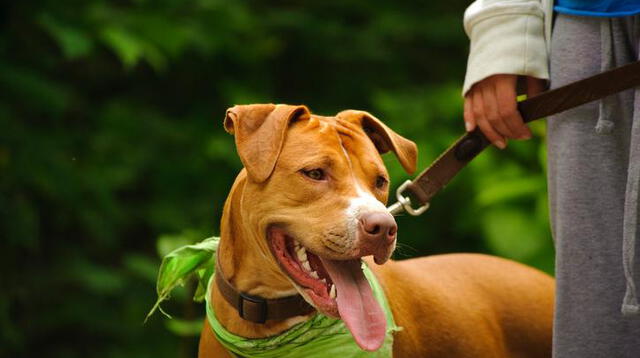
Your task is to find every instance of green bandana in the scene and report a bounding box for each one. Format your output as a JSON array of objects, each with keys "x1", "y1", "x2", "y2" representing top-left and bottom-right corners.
[{"x1": 149, "y1": 237, "x2": 399, "y2": 357}]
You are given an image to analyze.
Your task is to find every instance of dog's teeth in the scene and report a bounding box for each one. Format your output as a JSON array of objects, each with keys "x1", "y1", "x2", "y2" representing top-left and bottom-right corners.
[
  {"x1": 309, "y1": 271, "x2": 319, "y2": 279},
  {"x1": 330, "y1": 284, "x2": 336, "y2": 299},
  {"x1": 320, "y1": 278, "x2": 326, "y2": 284},
  {"x1": 302, "y1": 260, "x2": 312, "y2": 272},
  {"x1": 296, "y1": 247, "x2": 307, "y2": 262}
]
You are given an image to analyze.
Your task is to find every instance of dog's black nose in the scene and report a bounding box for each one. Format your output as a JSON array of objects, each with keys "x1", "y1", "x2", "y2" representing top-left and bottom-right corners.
[{"x1": 359, "y1": 212, "x2": 397, "y2": 244}]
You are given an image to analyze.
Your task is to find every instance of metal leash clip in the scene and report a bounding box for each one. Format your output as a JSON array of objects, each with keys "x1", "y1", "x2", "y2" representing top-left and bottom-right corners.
[{"x1": 387, "y1": 180, "x2": 430, "y2": 216}]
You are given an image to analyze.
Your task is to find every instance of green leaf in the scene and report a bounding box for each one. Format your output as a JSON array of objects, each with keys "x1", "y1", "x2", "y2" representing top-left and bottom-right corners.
[
  {"x1": 100, "y1": 26, "x2": 142, "y2": 68},
  {"x1": 146, "y1": 236, "x2": 219, "y2": 321},
  {"x1": 100, "y1": 26, "x2": 166, "y2": 70},
  {"x1": 38, "y1": 14, "x2": 94, "y2": 59},
  {"x1": 156, "y1": 230, "x2": 205, "y2": 257}
]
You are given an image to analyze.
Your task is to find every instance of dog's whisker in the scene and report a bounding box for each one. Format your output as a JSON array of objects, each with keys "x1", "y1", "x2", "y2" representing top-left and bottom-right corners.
[{"x1": 391, "y1": 243, "x2": 418, "y2": 259}]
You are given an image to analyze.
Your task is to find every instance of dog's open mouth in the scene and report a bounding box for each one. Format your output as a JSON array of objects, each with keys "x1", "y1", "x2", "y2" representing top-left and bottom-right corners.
[{"x1": 268, "y1": 226, "x2": 386, "y2": 352}]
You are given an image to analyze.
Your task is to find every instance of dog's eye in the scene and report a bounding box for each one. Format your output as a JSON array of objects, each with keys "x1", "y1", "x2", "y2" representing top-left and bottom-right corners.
[
  {"x1": 375, "y1": 175, "x2": 388, "y2": 189},
  {"x1": 302, "y1": 168, "x2": 326, "y2": 181}
]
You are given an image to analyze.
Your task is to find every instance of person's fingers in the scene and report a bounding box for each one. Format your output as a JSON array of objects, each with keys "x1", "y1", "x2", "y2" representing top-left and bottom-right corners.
[
  {"x1": 463, "y1": 95, "x2": 476, "y2": 132},
  {"x1": 477, "y1": 117, "x2": 506, "y2": 149},
  {"x1": 482, "y1": 81, "x2": 516, "y2": 139},
  {"x1": 495, "y1": 77, "x2": 531, "y2": 139},
  {"x1": 472, "y1": 85, "x2": 506, "y2": 149},
  {"x1": 471, "y1": 85, "x2": 485, "y2": 127}
]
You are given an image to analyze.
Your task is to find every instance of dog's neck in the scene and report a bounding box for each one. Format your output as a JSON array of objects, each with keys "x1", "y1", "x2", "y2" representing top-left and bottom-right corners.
[{"x1": 211, "y1": 170, "x2": 314, "y2": 338}]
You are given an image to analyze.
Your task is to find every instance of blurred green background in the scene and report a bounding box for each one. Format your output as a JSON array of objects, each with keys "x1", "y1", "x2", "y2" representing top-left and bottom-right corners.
[{"x1": 0, "y1": 0, "x2": 553, "y2": 357}]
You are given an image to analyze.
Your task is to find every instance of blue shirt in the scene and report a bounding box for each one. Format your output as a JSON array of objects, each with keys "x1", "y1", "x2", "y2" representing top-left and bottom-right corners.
[{"x1": 555, "y1": 0, "x2": 640, "y2": 17}]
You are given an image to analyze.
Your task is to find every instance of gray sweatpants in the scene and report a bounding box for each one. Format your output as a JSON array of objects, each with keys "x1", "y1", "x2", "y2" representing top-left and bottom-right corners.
[{"x1": 547, "y1": 14, "x2": 640, "y2": 357}]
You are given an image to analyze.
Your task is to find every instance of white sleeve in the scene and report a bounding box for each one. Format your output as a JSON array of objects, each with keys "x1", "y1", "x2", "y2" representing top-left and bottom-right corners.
[{"x1": 462, "y1": 0, "x2": 549, "y2": 96}]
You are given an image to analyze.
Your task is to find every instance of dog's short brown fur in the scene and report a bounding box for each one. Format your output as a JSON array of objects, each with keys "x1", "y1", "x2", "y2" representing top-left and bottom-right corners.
[{"x1": 198, "y1": 104, "x2": 554, "y2": 357}]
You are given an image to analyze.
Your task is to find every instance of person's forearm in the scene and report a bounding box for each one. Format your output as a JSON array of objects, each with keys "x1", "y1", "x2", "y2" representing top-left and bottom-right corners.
[
  {"x1": 463, "y1": 0, "x2": 551, "y2": 96},
  {"x1": 461, "y1": 0, "x2": 550, "y2": 149}
]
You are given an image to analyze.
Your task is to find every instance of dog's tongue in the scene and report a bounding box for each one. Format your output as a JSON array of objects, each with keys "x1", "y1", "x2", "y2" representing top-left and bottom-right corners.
[{"x1": 320, "y1": 258, "x2": 386, "y2": 351}]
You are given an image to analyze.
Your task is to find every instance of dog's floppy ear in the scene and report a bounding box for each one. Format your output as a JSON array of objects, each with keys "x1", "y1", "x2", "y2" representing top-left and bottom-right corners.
[
  {"x1": 338, "y1": 110, "x2": 417, "y2": 174},
  {"x1": 224, "y1": 104, "x2": 311, "y2": 182}
]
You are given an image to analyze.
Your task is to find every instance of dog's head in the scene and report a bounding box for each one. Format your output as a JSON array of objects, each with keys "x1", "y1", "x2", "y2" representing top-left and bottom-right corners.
[{"x1": 224, "y1": 104, "x2": 416, "y2": 350}]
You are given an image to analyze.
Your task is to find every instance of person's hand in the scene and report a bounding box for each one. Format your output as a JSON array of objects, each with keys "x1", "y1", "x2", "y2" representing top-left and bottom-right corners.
[{"x1": 463, "y1": 75, "x2": 545, "y2": 149}]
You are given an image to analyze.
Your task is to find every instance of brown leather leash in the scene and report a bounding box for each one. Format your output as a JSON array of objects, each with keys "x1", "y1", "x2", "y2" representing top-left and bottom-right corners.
[{"x1": 388, "y1": 60, "x2": 640, "y2": 216}]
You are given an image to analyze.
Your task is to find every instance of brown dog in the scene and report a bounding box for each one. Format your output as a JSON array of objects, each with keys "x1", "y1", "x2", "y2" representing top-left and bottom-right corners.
[{"x1": 198, "y1": 104, "x2": 554, "y2": 357}]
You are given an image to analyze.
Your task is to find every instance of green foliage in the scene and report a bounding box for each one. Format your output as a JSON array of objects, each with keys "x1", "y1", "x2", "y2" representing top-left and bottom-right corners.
[
  {"x1": 0, "y1": 0, "x2": 553, "y2": 357},
  {"x1": 149, "y1": 236, "x2": 219, "y2": 320}
]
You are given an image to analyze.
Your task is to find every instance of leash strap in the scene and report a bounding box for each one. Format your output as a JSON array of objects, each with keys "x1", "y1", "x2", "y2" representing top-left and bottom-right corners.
[{"x1": 388, "y1": 60, "x2": 640, "y2": 216}]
